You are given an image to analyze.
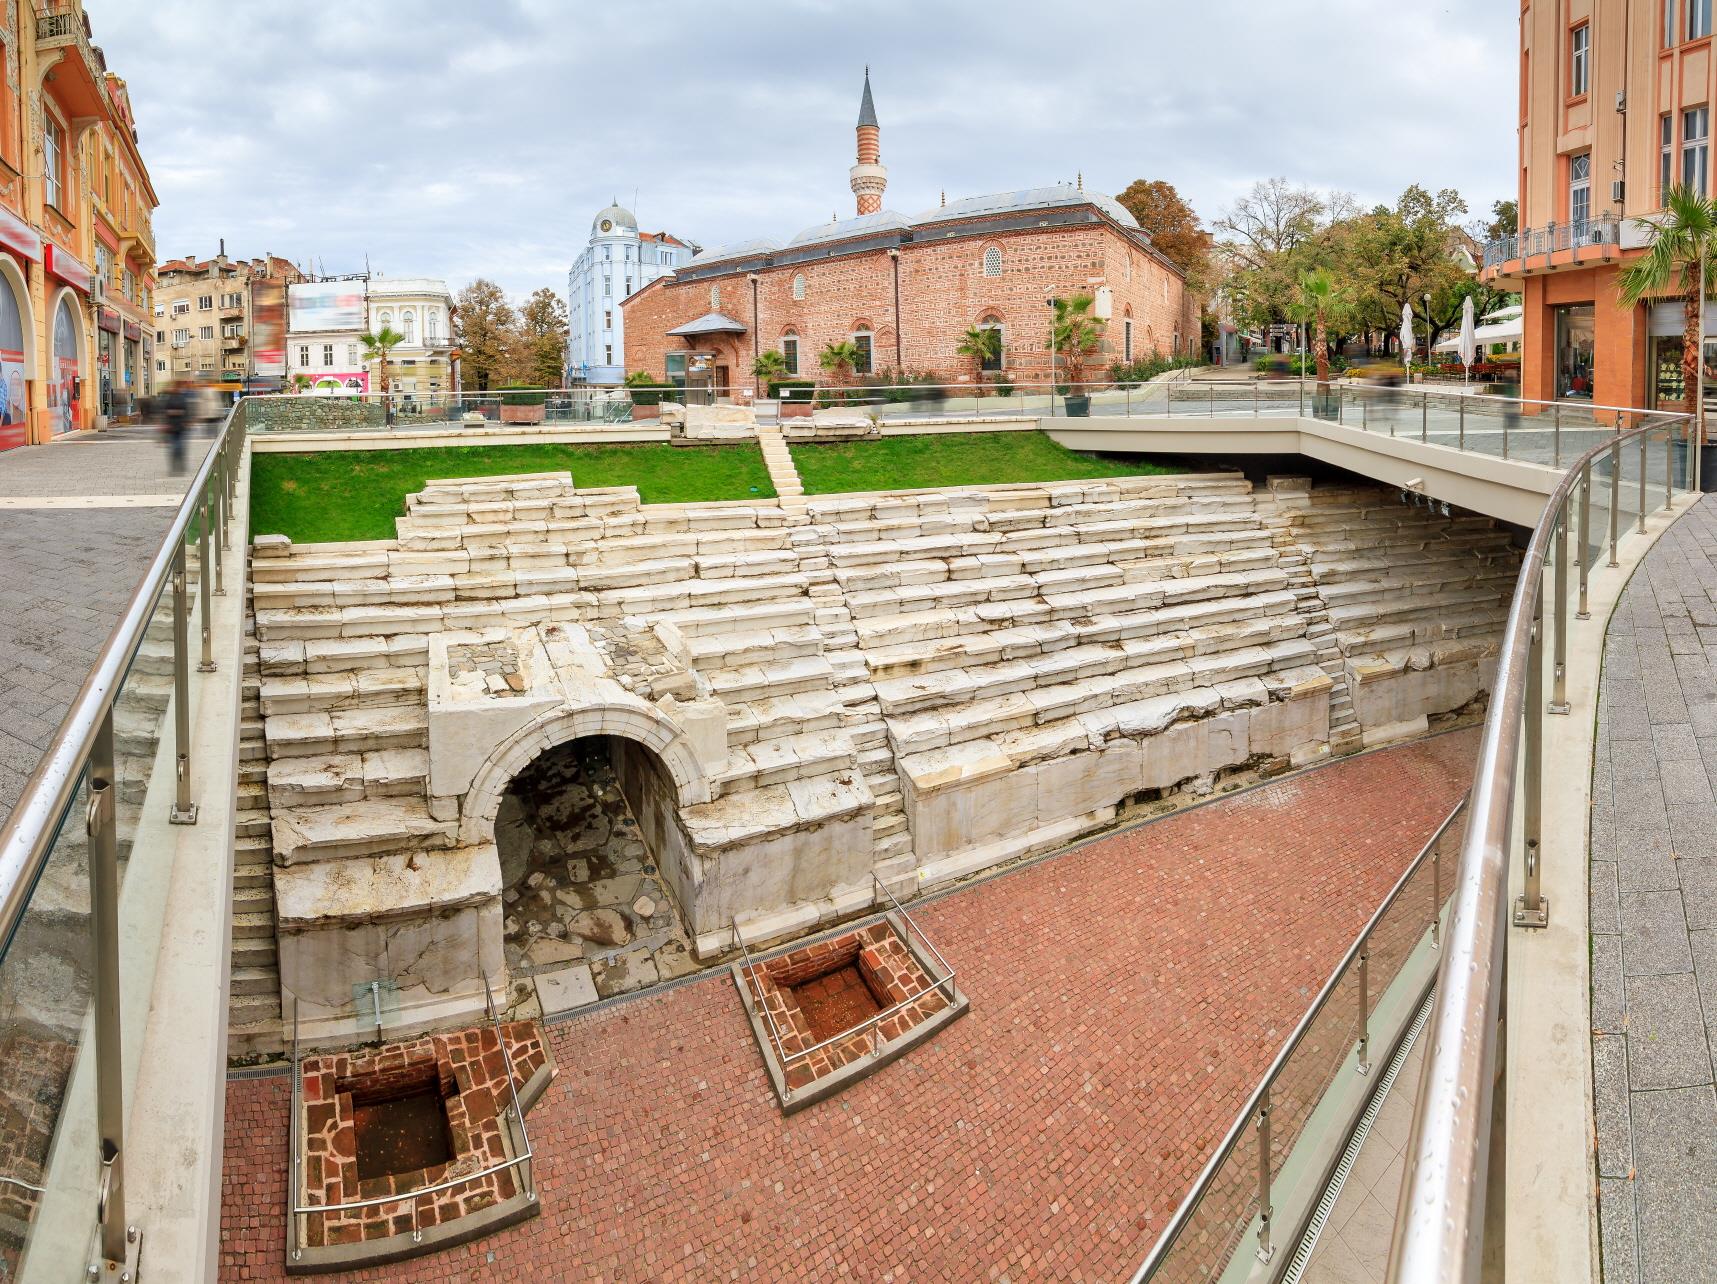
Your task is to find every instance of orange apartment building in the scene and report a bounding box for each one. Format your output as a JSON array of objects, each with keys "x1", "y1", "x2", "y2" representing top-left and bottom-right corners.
[
  {"x1": 1486, "y1": 0, "x2": 1717, "y2": 412},
  {"x1": 0, "y1": 1, "x2": 157, "y2": 450}
]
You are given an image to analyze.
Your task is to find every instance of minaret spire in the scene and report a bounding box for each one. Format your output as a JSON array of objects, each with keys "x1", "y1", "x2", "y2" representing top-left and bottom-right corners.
[{"x1": 851, "y1": 67, "x2": 887, "y2": 216}]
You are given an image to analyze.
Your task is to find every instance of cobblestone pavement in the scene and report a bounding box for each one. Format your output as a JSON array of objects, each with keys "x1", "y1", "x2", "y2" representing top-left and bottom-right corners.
[
  {"x1": 220, "y1": 729, "x2": 1479, "y2": 1282},
  {"x1": 0, "y1": 429, "x2": 214, "y2": 826},
  {"x1": 1591, "y1": 494, "x2": 1717, "y2": 1284}
]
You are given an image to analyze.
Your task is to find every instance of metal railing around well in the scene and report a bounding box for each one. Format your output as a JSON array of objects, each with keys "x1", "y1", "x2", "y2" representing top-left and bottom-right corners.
[
  {"x1": 733, "y1": 874, "x2": 958, "y2": 1091},
  {"x1": 1130, "y1": 801, "x2": 1467, "y2": 1282},
  {"x1": 0, "y1": 401, "x2": 247, "y2": 1278},
  {"x1": 285, "y1": 972, "x2": 535, "y2": 1262}
]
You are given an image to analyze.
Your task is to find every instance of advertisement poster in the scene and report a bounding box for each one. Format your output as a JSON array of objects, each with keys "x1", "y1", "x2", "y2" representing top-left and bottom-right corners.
[
  {"x1": 0, "y1": 274, "x2": 25, "y2": 451},
  {"x1": 287, "y1": 280, "x2": 364, "y2": 333},
  {"x1": 252, "y1": 277, "x2": 285, "y2": 378}
]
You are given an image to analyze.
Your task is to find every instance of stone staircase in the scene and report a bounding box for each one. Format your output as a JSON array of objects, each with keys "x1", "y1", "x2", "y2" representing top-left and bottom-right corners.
[
  {"x1": 755, "y1": 422, "x2": 805, "y2": 508},
  {"x1": 230, "y1": 577, "x2": 285, "y2": 1056}
]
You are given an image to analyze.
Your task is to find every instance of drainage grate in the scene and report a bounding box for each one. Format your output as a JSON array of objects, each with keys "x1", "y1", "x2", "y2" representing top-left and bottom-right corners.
[{"x1": 1281, "y1": 991, "x2": 1434, "y2": 1283}]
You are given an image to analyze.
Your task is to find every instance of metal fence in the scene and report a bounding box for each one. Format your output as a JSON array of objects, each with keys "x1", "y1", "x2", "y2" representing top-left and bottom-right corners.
[
  {"x1": 1481, "y1": 214, "x2": 1622, "y2": 269},
  {"x1": 0, "y1": 401, "x2": 246, "y2": 1279}
]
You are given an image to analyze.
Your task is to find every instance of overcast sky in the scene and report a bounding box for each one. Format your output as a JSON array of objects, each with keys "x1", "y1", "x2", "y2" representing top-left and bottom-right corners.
[{"x1": 100, "y1": 1, "x2": 1515, "y2": 301}]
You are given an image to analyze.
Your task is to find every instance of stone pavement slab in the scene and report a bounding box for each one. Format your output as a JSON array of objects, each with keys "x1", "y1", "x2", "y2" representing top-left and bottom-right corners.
[
  {"x1": 1591, "y1": 495, "x2": 1717, "y2": 1283},
  {"x1": 220, "y1": 729, "x2": 1478, "y2": 1281},
  {"x1": 0, "y1": 429, "x2": 214, "y2": 827}
]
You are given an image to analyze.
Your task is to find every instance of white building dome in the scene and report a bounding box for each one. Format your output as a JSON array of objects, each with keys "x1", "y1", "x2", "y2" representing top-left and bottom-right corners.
[{"x1": 592, "y1": 204, "x2": 638, "y2": 237}]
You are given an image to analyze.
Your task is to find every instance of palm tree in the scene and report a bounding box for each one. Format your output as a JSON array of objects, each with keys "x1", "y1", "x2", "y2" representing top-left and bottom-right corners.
[
  {"x1": 819, "y1": 340, "x2": 862, "y2": 399},
  {"x1": 752, "y1": 349, "x2": 789, "y2": 397},
  {"x1": 955, "y1": 324, "x2": 1001, "y2": 391},
  {"x1": 1296, "y1": 267, "x2": 1339, "y2": 393},
  {"x1": 1619, "y1": 184, "x2": 1717, "y2": 420},
  {"x1": 290, "y1": 373, "x2": 312, "y2": 394},
  {"x1": 359, "y1": 325, "x2": 406, "y2": 398},
  {"x1": 1048, "y1": 293, "x2": 1105, "y2": 390}
]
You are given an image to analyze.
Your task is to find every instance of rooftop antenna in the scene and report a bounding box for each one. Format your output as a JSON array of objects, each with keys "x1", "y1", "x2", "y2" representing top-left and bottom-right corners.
[
  {"x1": 940, "y1": 190, "x2": 946, "y2": 207},
  {"x1": 1076, "y1": 171, "x2": 1083, "y2": 192}
]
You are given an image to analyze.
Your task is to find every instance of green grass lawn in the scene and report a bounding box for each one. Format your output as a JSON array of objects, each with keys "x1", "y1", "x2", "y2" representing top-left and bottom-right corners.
[
  {"x1": 250, "y1": 443, "x2": 775, "y2": 543},
  {"x1": 788, "y1": 430, "x2": 1182, "y2": 495}
]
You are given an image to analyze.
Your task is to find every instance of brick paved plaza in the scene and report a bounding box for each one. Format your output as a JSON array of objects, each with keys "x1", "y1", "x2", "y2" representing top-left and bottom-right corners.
[{"x1": 220, "y1": 729, "x2": 1477, "y2": 1282}]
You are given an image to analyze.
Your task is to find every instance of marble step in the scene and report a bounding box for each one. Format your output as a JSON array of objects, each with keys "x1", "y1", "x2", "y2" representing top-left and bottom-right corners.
[
  {"x1": 706, "y1": 654, "x2": 835, "y2": 704},
  {"x1": 684, "y1": 623, "x2": 828, "y2": 668},
  {"x1": 724, "y1": 688, "x2": 852, "y2": 745},
  {"x1": 231, "y1": 964, "x2": 279, "y2": 998},
  {"x1": 711, "y1": 730, "x2": 858, "y2": 793},
  {"x1": 659, "y1": 598, "x2": 819, "y2": 638},
  {"x1": 259, "y1": 634, "x2": 430, "y2": 677},
  {"x1": 264, "y1": 705, "x2": 428, "y2": 757},
  {"x1": 232, "y1": 937, "x2": 279, "y2": 969},
  {"x1": 229, "y1": 992, "x2": 282, "y2": 1025},
  {"x1": 259, "y1": 668, "x2": 426, "y2": 716},
  {"x1": 267, "y1": 748, "x2": 429, "y2": 807},
  {"x1": 232, "y1": 909, "x2": 275, "y2": 940},
  {"x1": 882, "y1": 651, "x2": 1320, "y2": 753},
  {"x1": 271, "y1": 797, "x2": 457, "y2": 866}
]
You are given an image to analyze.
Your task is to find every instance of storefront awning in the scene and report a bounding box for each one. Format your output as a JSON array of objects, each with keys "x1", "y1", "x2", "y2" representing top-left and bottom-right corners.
[
  {"x1": 666, "y1": 311, "x2": 748, "y2": 337},
  {"x1": 45, "y1": 243, "x2": 93, "y2": 293}
]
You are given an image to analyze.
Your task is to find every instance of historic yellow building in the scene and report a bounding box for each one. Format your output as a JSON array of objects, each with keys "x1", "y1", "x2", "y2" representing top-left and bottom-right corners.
[{"x1": 0, "y1": 2, "x2": 158, "y2": 448}]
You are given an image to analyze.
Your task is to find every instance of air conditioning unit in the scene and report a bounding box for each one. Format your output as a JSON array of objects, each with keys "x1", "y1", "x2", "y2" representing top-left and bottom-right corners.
[{"x1": 1611, "y1": 180, "x2": 1626, "y2": 202}]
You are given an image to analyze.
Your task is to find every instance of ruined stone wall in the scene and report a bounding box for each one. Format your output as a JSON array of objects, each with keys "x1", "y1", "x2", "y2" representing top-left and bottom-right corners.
[{"x1": 250, "y1": 468, "x2": 1517, "y2": 1009}]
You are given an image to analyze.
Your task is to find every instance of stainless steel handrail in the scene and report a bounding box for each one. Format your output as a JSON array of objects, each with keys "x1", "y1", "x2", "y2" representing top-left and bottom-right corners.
[
  {"x1": 1130, "y1": 798, "x2": 1468, "y2": 1281},
  {"x1": 0, "y1": 402, "x2": 243, "y2": 958},
  {"x1": 1388, "y1": 415, "x2": 1688, "y2": 1281}
]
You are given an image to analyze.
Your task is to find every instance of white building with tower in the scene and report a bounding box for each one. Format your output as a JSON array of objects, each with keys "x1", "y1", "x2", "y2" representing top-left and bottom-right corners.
[{"x1": 566, "y1": 203, "x2": 692, "y2": 384}]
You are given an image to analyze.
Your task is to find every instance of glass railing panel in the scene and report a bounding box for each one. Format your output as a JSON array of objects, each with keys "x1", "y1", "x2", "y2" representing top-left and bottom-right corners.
[
  {"x1": 0, "y1": 773, "x2": 97, "y2": 1282},
  {"x1": 110, "y1": 576, "x2": 174, "y2": 891},
  {"x1": 1139, "y1": 1100, "x2": 1263, "y2": 1284}
]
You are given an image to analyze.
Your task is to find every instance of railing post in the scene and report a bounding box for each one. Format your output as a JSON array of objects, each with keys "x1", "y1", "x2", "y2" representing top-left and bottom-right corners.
[
  {"x1": 169, "y1": 546, "x2": 196, "y2": 825},
  {"x1": 1255, "y1": 1089, "x2": 1274, "y2": 1265},
  {"x1": 1356, "y1": 945, "x2": 1372, "y2": 1076},
  {"x1": 1666, "y1": 425, "x2": 1675, "y2": 510},
  {"x1": 1430, "y1": 842, "x2": 1441, "y2": 948},
  {"x1": 1553, "y1": 402, "x2": 1562, "y2": 467},
  {"x1": 1210, "y1": 385, "x2": 1215, "y2": 417},
  {"x1": 87, "y1": 709, "x2": 133, "y2": 1272},
  {"x1": 1298, "y1": 376, "x2": 1304, "y2": 418},
  {"x1": 1458, "y1": 398, "x2": 1465, "y2": 450},
  {"x1": 198, "y1": 488, "x2": 215, "y2": 673},
  {"x1": 1338, "y1": 387, "x2": 1345, "y2": 425},
  {"x1": 1576, "y1": 461, "x2": 1592, "y2": 621},
  {"x1": 1549, "y1": 510, "x2": 1571, "y2": 715},
  {"x1": 1639, "y1": 432, "x2": 1649, "y2": 533},
  {"x1": 1608, "y1": 440, "x2": 1620, "y2": 567},
  {"x1": 1421, "y1": 390, "x2": 1428, "y2": 442},
  {"x1": 211, "y1": 470, "x2": 226, "y2": 598},
  {"x1": 1515, "y1": 586, "x2": 1550, "y2": 929}
]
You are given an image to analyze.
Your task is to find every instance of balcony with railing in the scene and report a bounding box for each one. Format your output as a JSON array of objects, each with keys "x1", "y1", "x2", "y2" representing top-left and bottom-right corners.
[
  {"x1": 1480, "y1": 214, "x2": 1629, "y2": 280},
  {"x1": 34, "y1": 8, "x2": 110, "y2": 120}
]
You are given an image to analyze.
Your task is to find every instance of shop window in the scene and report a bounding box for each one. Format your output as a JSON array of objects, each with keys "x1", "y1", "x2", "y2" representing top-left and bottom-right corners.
[{"x1": 1554, "y1": 303, "x2": 1596, "y2": 399}]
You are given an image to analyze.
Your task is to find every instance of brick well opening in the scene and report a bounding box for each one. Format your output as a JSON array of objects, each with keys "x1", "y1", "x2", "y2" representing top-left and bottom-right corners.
[
  {"x1": 788, "y1": 961, "x2": 886, "y2": 1044},
  {"x1": 341, "y1": 1063, "x2": 455, "y2": 1184}
]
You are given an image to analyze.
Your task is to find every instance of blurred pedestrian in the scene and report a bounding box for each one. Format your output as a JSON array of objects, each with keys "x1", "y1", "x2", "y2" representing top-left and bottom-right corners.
[{"x1": 160, "y1": 379, "x2": 189, "y2": 476}]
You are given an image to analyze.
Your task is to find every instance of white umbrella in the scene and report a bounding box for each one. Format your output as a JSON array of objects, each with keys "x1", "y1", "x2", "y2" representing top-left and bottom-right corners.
[
  {"x1": 1399, "y1": 301, "x2": 1416, "y2": 380},
  {"x1": 1457, "y1": 295, "x2": 1478, "y2": 384}
]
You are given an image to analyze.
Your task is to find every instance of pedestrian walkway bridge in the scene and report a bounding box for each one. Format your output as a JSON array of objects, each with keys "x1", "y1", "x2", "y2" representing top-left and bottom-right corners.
[{"x1": 0, "y1": 388, "x2": 1705, "y2": 1280}]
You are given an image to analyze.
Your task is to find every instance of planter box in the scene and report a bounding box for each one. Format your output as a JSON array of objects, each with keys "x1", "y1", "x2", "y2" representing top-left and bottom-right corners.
[
  {"x1": 499, "y1": 404, "x2": 545, "y2": 424},
  {"x1": 779, "y1": 401, "x2": 813, "y2": 419}
]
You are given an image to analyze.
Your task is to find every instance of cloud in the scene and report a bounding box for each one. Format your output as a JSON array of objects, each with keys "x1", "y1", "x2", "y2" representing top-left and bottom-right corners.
[{"x1": 94, "y1": 0, "x2": 1515, "y2": 300}]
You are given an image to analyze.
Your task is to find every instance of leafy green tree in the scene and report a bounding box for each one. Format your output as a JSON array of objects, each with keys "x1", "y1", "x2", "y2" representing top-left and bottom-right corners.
[
  {"x1": 516, "y1": 287, "x2": 569, "y2": 387},
  {"x1": 1048, "y1": 293, "x2": 1105, "y2": 389},
  {"x1": 452, "y1": 278, "x2": 518, "y2": 391},
  {"x1": 1487, "y1": 199, "x2": 1518, "y2": 239},
  {"x1": 359, "y1": 325, "x2": 405, "y2": 396},
  {"x1": 954, "y1": 324, "x2": 1000, "y2": 388},
  {"x1": 1116, "y1": 178, "x2": 1213, "y2": 292},
  {"x1": 1619, "y1": 184, "x2": 1717, "y2": 416}
]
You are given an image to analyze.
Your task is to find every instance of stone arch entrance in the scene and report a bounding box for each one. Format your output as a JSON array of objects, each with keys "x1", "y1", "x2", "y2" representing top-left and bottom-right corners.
[
  {"x1": 486, "y1": 726, "x2": 702, "y2": 1004},
  {"x1": 459, "y1": 703, "x2": 710, "y2": 848}
]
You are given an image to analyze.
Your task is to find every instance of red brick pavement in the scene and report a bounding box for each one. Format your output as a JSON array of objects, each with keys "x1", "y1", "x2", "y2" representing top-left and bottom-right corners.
[{"x1": 219, "y1": 730, "x2": 1477, "y2": 1282}]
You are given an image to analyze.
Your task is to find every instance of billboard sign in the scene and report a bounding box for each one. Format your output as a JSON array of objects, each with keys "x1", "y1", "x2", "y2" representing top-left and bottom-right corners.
[
  {"x1": 287, "y1": 280, "x2": 364, "y2": 333},
  {"x1": 252, "y1": 277, "x2": 286, "y2": 378}
]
